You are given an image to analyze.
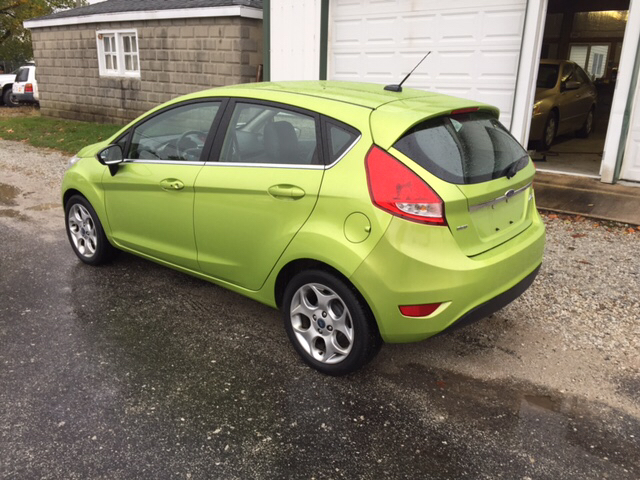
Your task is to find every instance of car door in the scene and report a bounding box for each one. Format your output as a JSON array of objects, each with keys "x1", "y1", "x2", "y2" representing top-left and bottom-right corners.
[
  {"x1": 193, "y1": 100, "x2": 325, "y2": 290},
  {"x1": 574, "y1": 65, "x2": 596, "y2": 123},
  {"x1": 102, "y1": 100, "x2": 223, "y2": 269},
  {"x1": 557, "y1": 63, "x2": 584, "y2": 134}
]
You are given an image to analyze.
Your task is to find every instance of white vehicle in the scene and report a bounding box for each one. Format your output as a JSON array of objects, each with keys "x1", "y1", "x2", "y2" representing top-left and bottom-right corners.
[
  {"x1": 0, "y1": 69, "x2": 18, "y2": 107},
  {"x1": 11, "y1": 64, "x2": 39, "y2": 106}
]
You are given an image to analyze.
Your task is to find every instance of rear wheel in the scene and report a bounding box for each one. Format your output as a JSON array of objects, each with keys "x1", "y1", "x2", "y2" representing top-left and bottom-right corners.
[
  {"x1": 282, "y1": 269, "x2": 381, "y2": 375},
  {"x1": 577, "y1": 107, "x2": 594, "y2": 138},
  {"x1": 3, "y1": 89, "x2": 18, "y2": 107},
  {"x1": 65, "y1": 195, "x2": 116, "y2": 265}
]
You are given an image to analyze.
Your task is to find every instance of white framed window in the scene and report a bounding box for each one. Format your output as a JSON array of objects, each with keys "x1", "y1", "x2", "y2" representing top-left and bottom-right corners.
[{"x1": 96, "y1": 29, "x2": 140, "y2": 77}]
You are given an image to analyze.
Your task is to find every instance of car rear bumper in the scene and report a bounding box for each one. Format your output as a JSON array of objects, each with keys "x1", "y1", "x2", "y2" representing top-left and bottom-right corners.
[
  {"x1": 350, "y1": 210, "x2": 546, "y2": 343},
  {"x1": 12, "y1": 92, "x2": 37, "y2": 104}
]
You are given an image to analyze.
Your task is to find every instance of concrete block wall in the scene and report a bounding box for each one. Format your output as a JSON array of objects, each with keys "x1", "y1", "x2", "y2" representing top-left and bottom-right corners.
[{"x1": 31, "y1": 17, "x2": 262, "y2": 124}]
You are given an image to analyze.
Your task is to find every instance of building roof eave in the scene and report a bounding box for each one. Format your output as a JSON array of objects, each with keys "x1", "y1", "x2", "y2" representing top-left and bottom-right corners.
[{"x1": 24, "y1": 5, "x2": 262, "y2": 29}]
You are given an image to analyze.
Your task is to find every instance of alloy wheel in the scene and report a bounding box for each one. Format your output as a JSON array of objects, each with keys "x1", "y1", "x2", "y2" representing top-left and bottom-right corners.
[
  {"x1": 67, "y1": 203, "x2": 97, "y2": 258},
  {"x1": 289, "y1": 283, "x2": 354, "y2": 364}
]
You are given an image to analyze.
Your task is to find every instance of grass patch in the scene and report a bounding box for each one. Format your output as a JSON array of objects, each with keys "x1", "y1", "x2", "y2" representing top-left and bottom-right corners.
[{"x1": 0, "y1": 110, "x2": 122, "y2": 154}]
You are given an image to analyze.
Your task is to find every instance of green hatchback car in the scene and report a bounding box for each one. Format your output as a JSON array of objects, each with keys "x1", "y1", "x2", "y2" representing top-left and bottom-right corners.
[{"x1": 62, "y1": 81, "x2": 545, "y2": 375}]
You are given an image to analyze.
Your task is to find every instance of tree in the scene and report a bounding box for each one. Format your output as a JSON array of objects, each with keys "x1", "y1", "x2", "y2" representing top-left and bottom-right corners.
[{"x1": 0, "y1": 0, "x2": 86, "y2": 68}]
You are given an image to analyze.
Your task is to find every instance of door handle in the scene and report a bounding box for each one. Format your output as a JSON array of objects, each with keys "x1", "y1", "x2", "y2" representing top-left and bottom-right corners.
[
  {"x1": 268, "y1": 184, "x2": 305, "y2": 200},
  {"x1": 160, "y1": 178, "x2": 184, "y2": 191}
]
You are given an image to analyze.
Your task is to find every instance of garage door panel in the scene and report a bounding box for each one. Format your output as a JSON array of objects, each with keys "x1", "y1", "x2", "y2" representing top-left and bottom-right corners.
[{"x1": 330, "y1": 0, "x2": 526, "y2": 127}]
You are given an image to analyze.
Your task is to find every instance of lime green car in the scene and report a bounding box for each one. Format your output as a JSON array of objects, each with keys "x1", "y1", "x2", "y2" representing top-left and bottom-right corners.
[{"x1": 62, "y1": 81, "x2": 545, "y2": 375}]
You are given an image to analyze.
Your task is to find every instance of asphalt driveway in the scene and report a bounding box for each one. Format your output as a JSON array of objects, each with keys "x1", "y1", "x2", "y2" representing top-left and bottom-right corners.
[{"x1": 0, "y1": 139, "x2": 638, "y2": 479}]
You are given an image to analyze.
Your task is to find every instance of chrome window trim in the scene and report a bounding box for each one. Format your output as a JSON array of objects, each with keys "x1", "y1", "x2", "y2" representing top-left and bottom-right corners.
[
  {"x1": 468, "y1": 182, "x2": 532, "y2": 212},
  {"x1": 326, "y1": 134, "x2": 361, "y2": 169},
  {"x1": 123, "y1": 159, "x2": 206, "y2": 166},
  {"x1": 202, "y1": 134, "x2": 362, "y2": 170}
]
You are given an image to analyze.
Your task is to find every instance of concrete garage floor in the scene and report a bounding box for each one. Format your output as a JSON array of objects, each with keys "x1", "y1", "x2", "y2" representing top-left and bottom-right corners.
[{"x1": 1, "y1": 139, "x2": 639, "y2": 479}]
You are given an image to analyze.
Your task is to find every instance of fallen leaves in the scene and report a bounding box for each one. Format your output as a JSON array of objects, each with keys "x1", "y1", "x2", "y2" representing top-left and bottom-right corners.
[
  {"x1": 571, "y1": 233, "x2": 587, "y2": 238},
  {"x1": 6, "y1": 128, "x2": 14, "y2": 133}
]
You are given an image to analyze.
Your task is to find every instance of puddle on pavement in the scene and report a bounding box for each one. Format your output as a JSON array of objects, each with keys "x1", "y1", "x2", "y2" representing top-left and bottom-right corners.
[
  {"x1": 522, "y1": 394, "x2": 559, "y2": 411},
  {"x1": 0, "y1": 209, "x2": 29, "y2": 221},
  {"x1": 26, "y1": 203, "x2": 60, "y2": 211},
  {"x1": 0, "y1": 182, "x2": 21, "y2": 206}
]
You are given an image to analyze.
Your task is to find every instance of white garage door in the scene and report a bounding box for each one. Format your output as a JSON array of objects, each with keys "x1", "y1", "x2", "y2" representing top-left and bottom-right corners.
[{"x1": 329, "y1": 0, "x2": 527, "y2": 128}]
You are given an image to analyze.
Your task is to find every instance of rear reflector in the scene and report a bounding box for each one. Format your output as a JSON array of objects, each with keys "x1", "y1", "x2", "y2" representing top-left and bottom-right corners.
[
  {"x1": 399, "y1": 303, "x2": 442, "y2": 317},
  {"x1": 365, "y1": 146, "x2": 446, "y2": 225},
  {"x1": 25, "y1": 83, "x2": 33, "y2": 93}
]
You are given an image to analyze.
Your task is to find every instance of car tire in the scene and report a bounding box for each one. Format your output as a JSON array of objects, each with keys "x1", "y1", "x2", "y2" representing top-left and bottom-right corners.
[
  {"x1": 65, "y1": 195, "x2": 116, "y2": 265},
  {"x1": 576, "y1": 107, "x2": 594, "y2": 138},
  {"x1": 282, "y1": 269, "x2": 382, "y2": 375},
  {"x1": 3, "y1": 89, "x2": 18, "y2": 108},
  {"x1": 537, "y1": 111, "x2": 557, "y2": 151}
]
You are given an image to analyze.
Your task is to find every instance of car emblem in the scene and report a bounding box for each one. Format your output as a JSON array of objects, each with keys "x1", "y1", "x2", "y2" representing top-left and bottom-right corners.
[{"x1": 505, "y1": 189, "x2": 515, "y2": 199}]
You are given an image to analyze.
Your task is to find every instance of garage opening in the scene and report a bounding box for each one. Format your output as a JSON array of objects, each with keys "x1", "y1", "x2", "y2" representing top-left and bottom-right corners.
[{"x1": 530, "y1": 0, "x2": 630, "y2": 178}]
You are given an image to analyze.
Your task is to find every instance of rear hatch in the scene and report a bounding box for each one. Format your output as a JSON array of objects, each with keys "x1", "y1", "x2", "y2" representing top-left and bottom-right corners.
[{"x1": 371, "y1": 98, "x2": 535, "y2": 257}]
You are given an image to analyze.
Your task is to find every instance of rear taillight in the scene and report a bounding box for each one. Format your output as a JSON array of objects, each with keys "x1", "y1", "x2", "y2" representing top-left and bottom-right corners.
[
  {"x1": 25, "y1": 83, "x2": 33, "y2": 93},
  {"x1": 365, "y1": 146, "x2": 446, "y2": 225}
]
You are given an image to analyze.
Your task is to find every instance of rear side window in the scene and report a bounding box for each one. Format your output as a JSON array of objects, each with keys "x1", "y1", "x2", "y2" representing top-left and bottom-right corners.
[
  {"x1": 16, "y1": 68, "x2": 28, "y2": 82},
  {"x1": 325, "y1": 121, "x2": 359, "y2": 163},
  {"x1": 393, "y1": 111, "x2": 528, "y2": 185}
]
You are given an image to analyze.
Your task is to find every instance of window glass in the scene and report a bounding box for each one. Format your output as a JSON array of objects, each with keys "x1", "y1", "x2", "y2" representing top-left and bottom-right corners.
[
  {"x1": 536, "y1": 64, "x2": 559, "y2": 89},
  {"x1": 98, "y1": 31, "x2": 139, "y2": 77},
  {"x1": 327, "y1": 123, "x2": 358, "y2": 162},
  {"x1": 219, "y1": 103, "x2": 319, "y2": 165},
  {"x1": 15, "y1": 68, "x2": 28, "y2": 82},
  {"x1": 393, "y1": 111, "x2": 528, "y2": 185},
  {"x1": 129, "y1": 102, "x2": 220, "y2": 162},
  {"x1": 575, "y1": 65, "x2": 591, "y2": 84}
]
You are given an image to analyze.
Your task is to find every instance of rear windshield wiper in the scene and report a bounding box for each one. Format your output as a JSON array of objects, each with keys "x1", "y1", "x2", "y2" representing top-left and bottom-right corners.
[{"x1": 505, "y1": 155, "x2": 528, "y2": 179}]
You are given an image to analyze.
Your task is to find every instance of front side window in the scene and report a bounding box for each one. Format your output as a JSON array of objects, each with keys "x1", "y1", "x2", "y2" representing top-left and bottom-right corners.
[
  {"x1": 128, "y1": 102, "x2": 220, "y2": 162},
  {"x1": 393, "y1": 111, "x2": 528, "y2": 185},
  {"x1": 219, "y1": 102, "x2": 319, "y2": 165},
  {"x1": 536, "y1": 64, "x2": 559, "y2": 89},
  {"x1": 97, "y1": 30, "x2": 140, "y2": 77}
]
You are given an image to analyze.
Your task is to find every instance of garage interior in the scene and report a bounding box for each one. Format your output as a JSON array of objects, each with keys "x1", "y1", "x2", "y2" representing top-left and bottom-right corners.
[{"x1": 532, "y1": 0, "x2": 630, "y2": 178}]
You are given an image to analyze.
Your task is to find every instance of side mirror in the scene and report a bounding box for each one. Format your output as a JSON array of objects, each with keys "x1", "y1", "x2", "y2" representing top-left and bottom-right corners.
[
  {"x1": 564, "y1": 80, "x2": 580, "y2": 91},
  {"x1": 96, "y1": 144, "x2": 124, "y2": 176}
]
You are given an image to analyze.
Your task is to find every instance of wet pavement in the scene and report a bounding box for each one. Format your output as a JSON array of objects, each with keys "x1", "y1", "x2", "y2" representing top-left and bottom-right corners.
[{"x1": 0, "y1": 217, "x2": 638, "y2": 479}]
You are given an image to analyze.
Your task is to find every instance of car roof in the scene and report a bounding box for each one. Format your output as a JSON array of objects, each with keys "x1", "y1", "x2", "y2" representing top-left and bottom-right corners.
[{"x1": 195, "y1": 80, "x2": 453, "y2": 110}]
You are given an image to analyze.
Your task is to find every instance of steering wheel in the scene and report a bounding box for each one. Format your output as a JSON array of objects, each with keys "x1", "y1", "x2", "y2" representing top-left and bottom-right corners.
[{"x1": 176, "y1": 130, "x2": 207, "y2": 161}]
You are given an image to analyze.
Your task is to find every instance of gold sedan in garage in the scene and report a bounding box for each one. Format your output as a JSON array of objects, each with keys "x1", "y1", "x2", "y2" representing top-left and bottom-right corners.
[{"x1": 529, "y1": 59, "x2": 597, "y2": 151}]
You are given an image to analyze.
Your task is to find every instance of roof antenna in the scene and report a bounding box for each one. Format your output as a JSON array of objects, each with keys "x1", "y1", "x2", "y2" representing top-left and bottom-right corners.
[{"x1": 384, "y1": 52, "x2": 431, "y2": 93}]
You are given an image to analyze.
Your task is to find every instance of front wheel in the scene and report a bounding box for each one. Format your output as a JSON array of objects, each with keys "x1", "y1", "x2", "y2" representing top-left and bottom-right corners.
[
  {"x1": 538, "y1": 111, "x2": 557, "y2": 151},
  {"x1": 65, "y1": 195, "x2": 116, "y2": 265},
  {"x1": 282, "y1": 270, "x2": 382, "y2": 375}
]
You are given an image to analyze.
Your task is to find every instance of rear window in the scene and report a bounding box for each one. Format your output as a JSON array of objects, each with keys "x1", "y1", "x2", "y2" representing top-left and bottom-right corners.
[
  {"x1": 393, "y1": 111, "x2": 528, "y2": 185},
  {"x1": 15, "y1": 68, "x2": 28, "y2": 82}
]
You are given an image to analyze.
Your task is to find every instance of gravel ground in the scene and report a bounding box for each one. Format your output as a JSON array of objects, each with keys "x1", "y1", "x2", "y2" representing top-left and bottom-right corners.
[{"x1": 1, "y1": 138, "x2": 639, "y2": 419}]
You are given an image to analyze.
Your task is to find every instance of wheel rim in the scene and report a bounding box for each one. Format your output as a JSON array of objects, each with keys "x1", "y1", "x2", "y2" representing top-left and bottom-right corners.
[
  {"x1": 289, "y1": 283, "x2": 354, "y2": 364},
  {"x1": 67, "y1": 204, "x2": 98, "y2": 258},
  {"x1": 545, "y1": 117, "x2": 556, "y2": 147}
]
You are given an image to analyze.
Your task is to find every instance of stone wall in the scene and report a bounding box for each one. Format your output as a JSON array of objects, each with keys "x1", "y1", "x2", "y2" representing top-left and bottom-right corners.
[{"x1": 30, "y1": 17, "x2": 262, "y2": 124}]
